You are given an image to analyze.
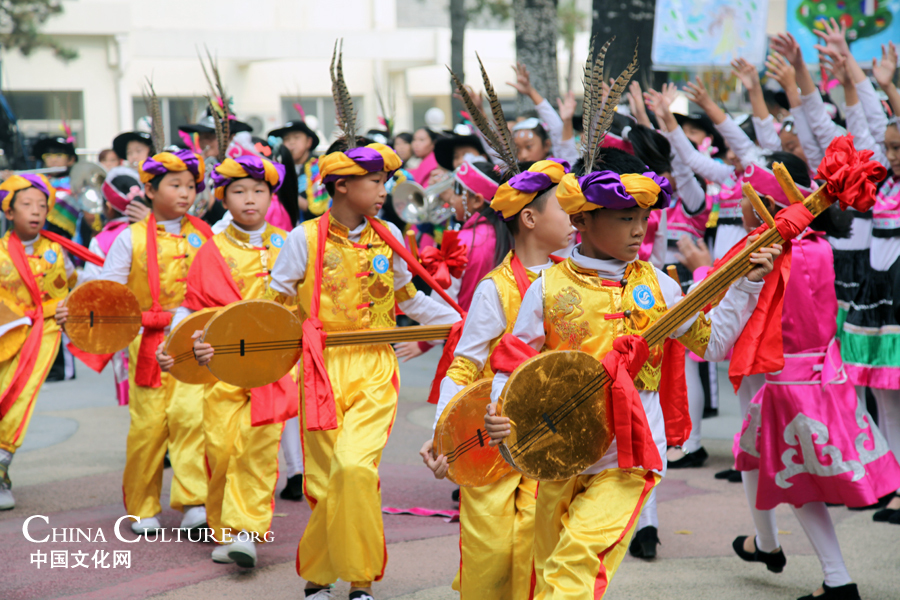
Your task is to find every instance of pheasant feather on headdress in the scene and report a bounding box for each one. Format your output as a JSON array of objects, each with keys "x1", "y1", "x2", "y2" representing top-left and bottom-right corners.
[
  {"x1": 142, "y1": 79, "x2": 165, "y2": 155},
  {"x1": 199, "y1": 47, "x2": 231, "y2": 163},
  {"x1": 330, "y1": 39, "x2": 358, "y2": 149}
]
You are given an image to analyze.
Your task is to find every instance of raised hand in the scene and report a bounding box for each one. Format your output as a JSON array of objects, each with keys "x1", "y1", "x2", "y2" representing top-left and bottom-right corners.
[
  {"x1": 732, "y1": 58, "x2": 760, "y2": 91},
  {"x1": 770, "y1": 32, "x2": 804, "y2": 67},
  {"x1": 684, "y1": 77, "x2": 714, "y2": 110},
  {"x1": 812, "y1": 17, "x2": 851, "y2": 57},
  {"x1": 819, "y1": 46, "x2": 850, "y2": 86},
  {"x1": 453, "y1": 85, "x2": 485, "y2": 117},
  {"x1": 557, "y1": 90, "x2": 577, "y2": 121},
  {"x1": 507, "y1": 62, "x2": 533, "y2": 95},
  {"x1": 765, "y1": 52, "x2": 797, "y2": 91},
  {"x1": 628, "y1": 80, "x2": 652, "y2": 127},
  {"x1": 873, "y1": 42, "x2": 898, "y2": 90}
]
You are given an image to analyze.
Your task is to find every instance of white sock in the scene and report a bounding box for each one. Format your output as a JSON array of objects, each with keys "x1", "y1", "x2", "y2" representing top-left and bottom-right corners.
[
  {"x1": 281, "y1": 416, "x2": 303, "y2": 477},
  {"x1": 792, "y1": 502, "x2": 852, "y2": 588},
  {"x1": 737, "y1": 374, "x2": 766, "y2": 418},
  {"x1": 741, "y1": 469, "x2": 779, "y2": 552},
  {"x1": 683, "y1": 359, "x2": 704, "y2": 453},
  {"x1": 637, "y1": 488, "x2": 659, "y2": 530}
]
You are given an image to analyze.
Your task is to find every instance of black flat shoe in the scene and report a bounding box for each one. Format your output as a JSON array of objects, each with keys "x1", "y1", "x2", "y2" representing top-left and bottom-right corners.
[
  {"x1": 797, "y1": 582, "x2": 860, "y2": 600},
  {"x1": 668, "y1": 447, "x2": 708, "y2": 469},
  {"x1": 888, "y1": 509, "x2": 900, "y2": 525},
  {"x1": 279, "y1": 474, "x2": 304, "y2": 501},
  {"x1": 873, "y1": 507, "x2": 898, "y2": 522},
  {"x1": 732, "y1": 535, "x2": 786, "y2": 573},
  {"x1": 629, "y1": 525, "x2": 659, "y2": 559},
  {"x1": 715, "y1": 468, "x2": 737, "y2": 480},
  {"x1": 451, "y1": 487, "x2": 460, "y2": 503}
]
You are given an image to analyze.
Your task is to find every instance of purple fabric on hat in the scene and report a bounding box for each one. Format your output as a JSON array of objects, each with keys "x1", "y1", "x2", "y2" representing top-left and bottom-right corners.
[
  {"x1": 645, "y1": 171, "x2": 673, "y2": 208},
  {"x1": 321, "y1": 146, "x2": 386, "y2": 183},
  {"x1": 509, "y1": 171, "x2": 552, "y2": 193},
  {"x1": 142, "y1": 149, "x2": 206, "y2": 192},
  {"x1": 20, "y1": 173, "x2": 51, "y2": 198},
  {"x1": 579, "y1": 171, "x2": 633, "y2": 209},
  {"x1": 211, "y1": 155, "x2": 285, "y2": 193}
]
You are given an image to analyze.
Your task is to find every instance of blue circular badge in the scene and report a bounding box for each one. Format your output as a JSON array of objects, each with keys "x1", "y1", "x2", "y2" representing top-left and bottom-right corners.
[
  {"x1": 187, "y1": 233, "x2": 203, "y2": 248},
  {"x1": 632, "y1": 284, "x2": 655, "y2": 310},
  {"x1": 372, "y1": 254, "x2": 390, "y2": 274},
  {"x1": 270, "y1": 233, "x2": 284, "y2": 248},
  {"x1": 43, "y1": 249, "x2": 58, "y2": 264}
]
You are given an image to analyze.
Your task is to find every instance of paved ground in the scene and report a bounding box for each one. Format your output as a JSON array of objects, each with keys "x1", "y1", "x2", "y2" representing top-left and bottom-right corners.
[{"x1": 1, "y1": 356, "x2": 898, "y2": 600}]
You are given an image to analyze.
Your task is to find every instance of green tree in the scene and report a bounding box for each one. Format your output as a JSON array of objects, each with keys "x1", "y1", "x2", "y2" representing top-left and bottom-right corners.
[
  {"x1": 796, "y1": 0, "x2": 892, "y2": 44},
  {"x1": 0, "y1": 0, "x2": 77, "y2": 61}
]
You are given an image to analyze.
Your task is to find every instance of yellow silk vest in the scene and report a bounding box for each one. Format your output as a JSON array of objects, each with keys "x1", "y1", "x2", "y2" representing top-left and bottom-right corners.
[
  {"x1": 126, "y1": 217, "x2": 209, "y2": 311},
  {"x1": 542, "y1": 259, "x2": 670, "y2": 391},
  {"x1": 212, "y1": 224, "x2": 291, "y2": 302},
  {"x1": 296, "y1": 215, "x2": 417, "y2": 332},
  {"x1": 0, "y1": 233, "x2": 71, "y2": 315}
]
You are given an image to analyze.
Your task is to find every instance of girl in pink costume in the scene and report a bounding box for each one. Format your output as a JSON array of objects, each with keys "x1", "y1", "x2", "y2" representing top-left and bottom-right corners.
[{"x1": 732, "y1": 154, "x2": 900, "y2": 600}]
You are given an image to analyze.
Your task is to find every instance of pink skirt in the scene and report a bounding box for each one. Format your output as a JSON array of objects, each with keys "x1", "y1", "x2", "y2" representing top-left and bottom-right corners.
[{"x1": 734, "y1": 340, "x2": 900, "y2": 510}]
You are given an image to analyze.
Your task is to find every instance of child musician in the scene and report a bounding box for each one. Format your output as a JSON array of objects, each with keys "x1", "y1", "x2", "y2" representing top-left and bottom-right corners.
[
  {"x1": 266, "y1": 46, "x2": 460, "y2": 600},
  {"x1": 422, "y1": 157, "x2": 572, "y2": 599},
  {"x1": 485, "y1": 143, "x2": 778, "y2": 598},
  {"x1": 158, "y1": 155, "x2": 293, "y2": 568},
  {"x1": 60, "y1": 150, "x2": 213, "y2": 535}
]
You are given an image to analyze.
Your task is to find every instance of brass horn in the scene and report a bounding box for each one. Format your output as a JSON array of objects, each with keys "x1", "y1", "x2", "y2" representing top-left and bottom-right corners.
[
  {"x1": 70, "y1": 162, "x2": 108, "y2": 215},
  {"x1": 391, "y1": 177, "x2": 454, "y2": 225}
]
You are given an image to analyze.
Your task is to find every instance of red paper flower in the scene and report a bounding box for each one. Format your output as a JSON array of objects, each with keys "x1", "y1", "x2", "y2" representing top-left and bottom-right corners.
[
  {"x1": 419, "y1": 230, "x2": 468, "y2": 290},
  {"x1": 815, "y1": 134, "x2": 887, "y2": 212}
]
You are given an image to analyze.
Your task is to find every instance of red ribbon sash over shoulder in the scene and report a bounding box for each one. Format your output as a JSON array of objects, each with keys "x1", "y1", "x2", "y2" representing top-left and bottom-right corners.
[
  {"x1": 303, "y1": 213, "x2": 466, "y2": 430},
  {"x1": 182, "y1": 238, "x2": 298, "y2": 426},
  {"x1": 39, "y1": 229, "x2": 105, "y2": 267},
  {"x1": 418, "y1": 229, "x2": 468, "y2": 290},
  {"x1": 0, "y1": 233, "x2": 46, "y2": 418},
  {"x1": 135, "y1": 215, "x2": 212, "y2": 388}
]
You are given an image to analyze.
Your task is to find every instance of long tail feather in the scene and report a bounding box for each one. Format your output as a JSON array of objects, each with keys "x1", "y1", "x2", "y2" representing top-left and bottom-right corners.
[
  {"x1": 582, "y1": 37, "x2": 613, "y2": 166},
  {"x1": 198, "y1": 47, "x2": 230, "y2": 162},
  {"x1": 142, "y1": 79, "x2": 165, "y2": 154},
  {"x1": 476, "y1": 53, "x2": 517, "y2": 170},
  {"x1": 590, "y1": 40, "x2": 639, "y2": 169},
  {"x1": 330, "y1": 39, "x2": 358, "y2": 149}
]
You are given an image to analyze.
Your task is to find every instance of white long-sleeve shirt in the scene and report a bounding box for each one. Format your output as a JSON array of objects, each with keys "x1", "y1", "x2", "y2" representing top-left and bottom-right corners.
[
  {"x1": 664, "y1": 126, "x2": 734, "y2": 185},
  {"x1": 715, "y1": 115, "x2": 767, "y2": 168},
  {"x1": 98, "y1": 217, "x2": 184, "y2": 285},
  {"x1": 432, "y1": 259, "x2": 554, "y2": 431},
  {"x1": 533, "y1": 99, "x2": 579, "y2": 165},
  {"x1": 490, "y1": 246, "x2": 763, "y2": 476},
  {"x1": 753, "y1": 115, "x2": 783, "y2": 153},
  {"x1": 80, "y1": 217, "x2": 130, "y2": 285},
  {"x1": 856, "y1": 78, "x2": 889, "y2": 150},
  {"x1": 801, "y1": 91, "x2": 846, "y2": 159},
  {"x1": 845, "y1": 102, "x2": 889, "y2": 168},
  {"x1": 269, "y1": 219, "x2": 460, "y2": 327},
  {"x1": 789, "y1": 104, "x2": 824, "y2": 170}
]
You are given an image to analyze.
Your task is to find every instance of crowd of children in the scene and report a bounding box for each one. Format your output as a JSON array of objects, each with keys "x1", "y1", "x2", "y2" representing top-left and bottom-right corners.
[{"x1": 0, "y1": 21, "x2": 899, "y2": 600}]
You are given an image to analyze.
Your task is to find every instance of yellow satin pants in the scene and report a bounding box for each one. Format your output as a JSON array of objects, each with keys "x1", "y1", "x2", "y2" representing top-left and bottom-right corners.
[
  {"x1": 533, "y1": 468, "x2": 660, "y2": 600},
  {"x1": 454, "y1": 472, "x2": 537, "y2": 600},
  {"x1": 0, "y1": 321, "x2": 61, "y2": 453},
  {"x1": 123, "y1": 334, "x2": 207, "y2": 519},
  {"x1": 297, "y1": 345, "x2": 399, "y2": 586},
  {"x1": 204, "y1": 381, "x2": 282, "y2": 541}
]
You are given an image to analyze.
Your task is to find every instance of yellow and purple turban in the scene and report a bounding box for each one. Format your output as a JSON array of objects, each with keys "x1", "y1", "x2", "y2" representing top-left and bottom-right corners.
[
  {"x1": 557, "y1": 170, "x2": 672, "y2": 215},
  {"x1": 491, "y1": 158, "x2": 570, "y2": 220},
  {"x1": 138, "y1": 150, "x2": 206, "y2": 192},
  {"x1": 0, "y1": 173, "x2": 56, "y2": 213},
  {"x1": 211, "y1": 155, "x2": 285, "y2": 200},
  {"x1": 319, "y1": 143, "x2": 402, "y2": 183}
]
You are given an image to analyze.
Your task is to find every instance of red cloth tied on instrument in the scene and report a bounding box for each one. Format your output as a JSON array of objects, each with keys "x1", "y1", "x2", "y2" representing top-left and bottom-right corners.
[
  {"x1": 815, "y1": 135, "x2": 886, "y2": 213},
  {"x1": 660, "y1": 338, "x2": 690, "y2": 447},
  {"x1": 182, "y1": 232, "x2": 298, "y2": 426},
  {"x1": 418, "y1": 230, "x2": 468, "y2": 290},
  {"x1": 601, "y1": 335, "x2": 661, "y2": 471},
  {"x1": 135, "y1": 214, "x2": 212, "y2": 389},
  {"x1": 489, "y1": 333, "x2": 539, "y2": 374},
  {"x1": 0, "y1": 233, "x2": 45, "y2": 418}
]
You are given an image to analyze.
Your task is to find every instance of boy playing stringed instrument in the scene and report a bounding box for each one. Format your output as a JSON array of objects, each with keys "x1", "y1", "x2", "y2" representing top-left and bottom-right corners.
[
  {"x1": 263, "y1": 43, "x2": 461, "y2": 600},
  {"x1": 58, "y1": 150, "x2": 214, "y2": 535},
  {"x1": 158, "y1": 155, "x2": 294, "y2": 568},
  {"x1": 420, "y1": 63, "x2": 573, "y2": 600},
  {"x1": 483, "y1": 41, "x2": 780, "y2": 600},
  {"x1": 0, "y1": 174, "x2": 104, "y2": 511}
]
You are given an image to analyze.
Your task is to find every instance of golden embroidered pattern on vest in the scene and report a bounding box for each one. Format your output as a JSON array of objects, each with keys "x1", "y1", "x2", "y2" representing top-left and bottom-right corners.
[
  {"x1": 547, "y1": 286, "x2": 591, "y2": 350},
  {"x1": 322, "y1": 246, "x2": 353, "y2": 321},
  {"x1": 0, "y1": 235, "x2": 69, "y2": 312}
]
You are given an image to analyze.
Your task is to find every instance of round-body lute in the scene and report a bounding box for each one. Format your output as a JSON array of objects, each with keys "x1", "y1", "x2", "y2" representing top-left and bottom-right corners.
[
  {"x1": 65, "y1": 280, "x2": 142, "y2": 354},
  {"x1": 498, "y1": 350, "x2": 613, "y2": 481},
  {"x1": 165, "y1": 308, "x2": 220, "y2": 385},
  {"x1": 434, "y1": 378, "x2": 513, "y2": 487}
]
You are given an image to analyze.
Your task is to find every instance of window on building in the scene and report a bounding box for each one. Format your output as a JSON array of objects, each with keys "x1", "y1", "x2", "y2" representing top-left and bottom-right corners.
[
  {"x1": 279, "y1": 96, "x2": 363, "y2": 149},
  {"x1": 132, "y1": 97, "x2": 208, "y2": 148},
  {"x1": 5, "y1": 91, "x2": 84, "y2": 147}
]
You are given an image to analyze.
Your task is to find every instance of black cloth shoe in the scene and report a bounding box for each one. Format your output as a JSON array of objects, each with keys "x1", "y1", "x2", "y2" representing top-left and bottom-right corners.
[
  {"x1": 797, "y1": 582, "x2": 860, "y2": 600},
  {"x1": 888, "y1": 509, "x2": 900, "y2": 525},
  {"x1": 732, "y1": 535, "x2": 786, "y2": 573},
  {"x1": 849, "y1": 492, "x2": 892, "y2": 511},
  {"x1": 451, "y1": 487, "x2": 460, "y2": 503},
  {"x1": 727, "y1": 470, "x2": 744, "y2": 483},
  {"x1": 279, "y1": 473, "x2": 304, "y2": 501},
  {"x1": 715, "y1": 468, "x2": 737, "y2": 480},
  {"x1": 628, "y1": 525, "x2": 659, "y2": 559},
  {"x1": 667, "y1": 447, "x2": 708, "y2": 469},
  {"x1": 349, "y1": 592, "x2": 375, "y2": 600}
]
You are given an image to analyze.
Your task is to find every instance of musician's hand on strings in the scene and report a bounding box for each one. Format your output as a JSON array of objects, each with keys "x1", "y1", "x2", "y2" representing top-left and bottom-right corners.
[
  {"x1": 394, "y1": 341, "x2": 424, "y2": 362},
  {"x1": 54, "y1": 300, "x2": 68, "y2": 327},
  {"x1": 676, "y1": 237, "x2": 713, "y2": 272},
  {"x1": 744, "y1": 234, "x2": 782, "y2": 283},
  {"x1": 484, "y1": 402, "x2": 510, "y2": 446},
  {"x1": 419, "y1": 439, "x2": 449, "y2": 479},
  {"x1": 156, "y1": 341, "x2": 174, "y2": 372},
  {"x1": 192, "y1": 330, "x2": 215, "y2": 366}
]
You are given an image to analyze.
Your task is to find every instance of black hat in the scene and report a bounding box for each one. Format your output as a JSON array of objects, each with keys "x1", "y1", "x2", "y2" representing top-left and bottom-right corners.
[
  {"x1": 112, "y1": 131, "x2": 153, "y2": 160},
  {"x1": 434, "y1": 134, "x2": 484, "y2": 171},
  {"x1": 178, "y1": 108, "x2": 252, "y2": 135},
  {"x1": 32, "y1": 136, "x2": 77, "y2": 160},
  {"x1": 267, "y1": 120, "x2": 320, "y2": 151}
]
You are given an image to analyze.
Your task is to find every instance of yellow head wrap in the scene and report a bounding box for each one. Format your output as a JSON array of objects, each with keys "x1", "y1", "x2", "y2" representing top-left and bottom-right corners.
[
  {"x1": 556, "y1": 171, "x2": 671, "y2": 215},
  {"x1": 0, "y1": 174, "x2": 56, "y2": 213},
  {"x1": 319, "y1": 143, "x2": 403, "y2": 182},
  {"x1": 212, "y1": 156, "x2": 285, "y2": 201},
  {"x1": 138, "y1": 150, "x2": 206, "y2": 192},
  {"x1": 491, "y1": 159, "x2": 570, "y2": 220}
]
